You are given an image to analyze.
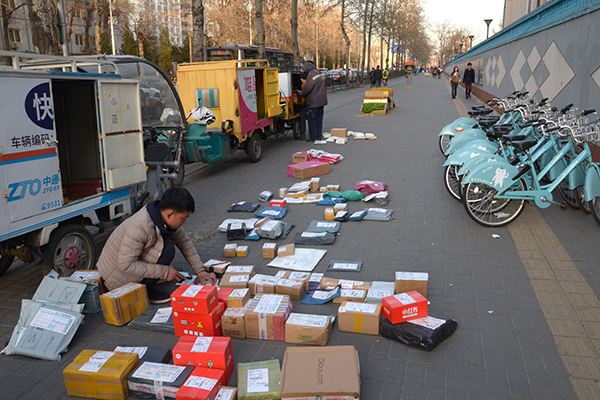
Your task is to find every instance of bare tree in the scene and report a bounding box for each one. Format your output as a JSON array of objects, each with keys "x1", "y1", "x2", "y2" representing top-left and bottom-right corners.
[
  {"x1": 291, "y1": 0, "x2": 300, "y2": 65},
  {"x1": 1, "y1": 0, "x2": 26, "y2": 51},
  {"x1": 255, "y1": 0, "x2": 264, "y2": 59},
  {"x1": 192, "y1": 0, "x2": 205, "y2": 61},
  {"x1": 340, "y1": 0, "x2": 351, "y2": 84}
]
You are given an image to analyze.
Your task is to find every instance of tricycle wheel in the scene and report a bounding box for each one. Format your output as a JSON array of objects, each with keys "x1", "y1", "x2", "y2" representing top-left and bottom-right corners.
[
  {"x1": 0, "y1": 255, "x2": 15, "y2": 277},
  {"x1": 41, "y1": 224, "x2": 97, "y2": 277},
  {"x1": 245, "y1": 132, "x2": 262, "y2": 162},
  {"x1": 292, "y1": 118, "x2": 302, "y2": 140}
]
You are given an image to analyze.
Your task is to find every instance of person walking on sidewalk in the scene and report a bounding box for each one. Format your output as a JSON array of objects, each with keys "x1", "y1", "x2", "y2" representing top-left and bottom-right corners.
[
  {"x1": 449, "y1": 66, "x2": 460, "y2": 99},
  {"x1": 373, "y1": 65, "x2": 383, "y2": 88},
  {"x1": 298, "y1": 60, "x2": 328, "y2": 142},
  {"x1": 463, "y1": 62, "x2": 475, "y2": 99},
  {"x1": 97, "y1": 187, "x2": 216, "y2": 303}
]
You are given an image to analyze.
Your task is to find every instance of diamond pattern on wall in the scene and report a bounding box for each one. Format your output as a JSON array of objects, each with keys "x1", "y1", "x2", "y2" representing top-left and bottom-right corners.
[
  {"x1": 485, "y1": 56, "x2": 506, "y2": 89},
  {"x1": 510, "y1": 50, "x2": 527, "y2": 91},
  {"x1": 539, "y1": 42, "x2": 575, "y2": 101},
  {"x1": 592, "y1": 66, "x2": 600, "y2": 89}
]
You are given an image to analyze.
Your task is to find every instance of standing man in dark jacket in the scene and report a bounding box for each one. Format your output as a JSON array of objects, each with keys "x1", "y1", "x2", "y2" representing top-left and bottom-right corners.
[
  {"x1": 373, "y1": 65, "x2": 383, "y2": 87},
  {"x1": 463, "y1": 62, "x2": 475, "y2": 99},
  {"x1": 298, "y1": 61, "x2": 328, "y2": 142}
]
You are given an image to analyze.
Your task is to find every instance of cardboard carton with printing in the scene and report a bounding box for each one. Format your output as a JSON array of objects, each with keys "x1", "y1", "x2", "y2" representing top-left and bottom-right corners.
[
  {"x1": 172, "y1": 336, "x2": 235, "y2": 383},
  {"x1": 275, "y1": 278, "x2": 306, "y2": 301},
  {"x1": 100, "y1": 283, "x2": 150, "y2": 326},
  {"x1": 236, "y1": 246, "x2": 248, "y2": 257},
  {"x1": 292, "y1": 151, "x2": 309, "y2": 163},
  {"x1": 217, "y1": 287, "x2": 234, "y2": 308},
  {"x1": 248, "y1": 274, "x2": 280, "y2": 295},
  {"x1": 395, "y1": 271, "x2": 429, "y2": 297},
  {"x1": 381, "y1": 291, "x2": 428, "y2": 324},
  {"x1": 332, "y1": 289, "x2": 366, "y2": 304},
  {"x1": 226, "y1": 288, "x2": 251, "y2": 308},
  {"x1": 365, "y1": 281, "x2": 395, "y2": 304},
  {"x1": 277, "y1": 243, "x2": 295, "y2": 257},
  {"x1": 280, "y1": 346, "x2": 360, "y2": 400},
  {"x1": 226, "y1": 265, "x2": 255, "y2": 276},
  {"x1": 204, "y1": 260, "x2": 231, "y2": 275},
  {"x1": 176, "y1": 367, "x2": 225, "y2": 400},
  {"x1": 288, "y1": 271, "x2": 311, "y2": 291},
  {"x1": 170, "y1": 285, "x2": 219, "y2": 314},
  {"x1": 287, "y1": 161, "x2": 330, "y2": 179},
  {"x1": 262, "y1": 243, "x2": 277, "y2": 258},
  {"x1": 330, "y1": 128, "x2": 349, "y2": 138},
  {"x1": 216, "y1": 386, "x2": 238, "y2": 400},
  {"x1": 220, "y1": 273, "x2": 250, "y2": 289},
  {"x1": 172, "y1": 302, "x2": 226, "y2": 337},
  {"x1": 237, "y1": 360, "x2": 281, "y2": 400},
  {"x1": 127, "y1": 362, "x2": 194, "y2": 399},
  {"x1": 224, "y1": 243, "x2": 237, "y2": 258},
  {"x1": 338, "y1": 301, "x2": 382, "y2": 335},
  {"x1": 221, "y1": 307, "x2": 247, "y2": 339},
  {"x1": 245, "y1": 294, "x2": 293, "y2": 341},
  {"x1": 284, "y1": 313, "x2": 332, "y2": 346}
]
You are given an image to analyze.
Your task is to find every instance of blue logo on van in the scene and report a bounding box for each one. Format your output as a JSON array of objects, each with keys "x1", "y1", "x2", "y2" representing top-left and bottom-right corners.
[{"x1": 25, "y1": 82, "x2": 54, "y2": 130}]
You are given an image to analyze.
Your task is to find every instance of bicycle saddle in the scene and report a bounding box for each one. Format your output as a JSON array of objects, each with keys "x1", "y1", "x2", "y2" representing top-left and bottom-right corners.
[
  {"x1": 502, "y1": 135, "x2": 526, "y2": 142},
  {"x1": 512, "y1": 140, "x2": 537, "y2": 151}
]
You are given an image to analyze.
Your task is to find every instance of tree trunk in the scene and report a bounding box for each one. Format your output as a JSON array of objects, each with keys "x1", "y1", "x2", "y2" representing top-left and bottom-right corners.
[
  {"x1": 359, "y1": 0, "x2": 370, "y2": 84},
  {"x1": 291, "y1": 0, "x2": 300, "y2": 65},
  {"x1": 366, "y1": 1, "x2": 374, "y2": 73},
  {"x1": 385, "y1": 36, "x2": 390, "y2": 68},
  {"x1": 340, "y1": 0, "x2": 350, "y2": 85},
  {"x1": 1, "y1": 0, "x2": 11, "y2": 51},
  {"x1": 192, "y1": 0, "x2": 205, "y2": 61},
  {"x1": 94, "y1": 0, "x2": 101, "y2": 54},
  {"x1": 27, "y1": 0, "x2": 53, "y2": 54},
  {"x1": 255, "y1": 0, "x2": 265, "y2": 59}
]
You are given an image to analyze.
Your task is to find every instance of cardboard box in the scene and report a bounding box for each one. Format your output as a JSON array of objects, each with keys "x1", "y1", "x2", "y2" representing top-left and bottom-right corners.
[
  {"x1": 280, "y1": 346, "x2": 360, "y2": 400},
  {"x1": 287, "y1": 189, "x2": 308, "y2": 198},
  {"x1": 245, "y1": 294, "x2": 293, "y2": 341},
  {"x1": 72, "y1": 269, "x2": 104, "y2": 292},
  {"x1": 366, "y1": 281, "x2": 395, "y2": 304},
  {"x1": 381, "y1": 291, "x2": 428, "y2": 324},
  {"x1": 226, "y1": 288, "x2": 250, "y2": 308},
  {"x1": 226, "y1": 265, "x2": 255, "y2": 276},
  {"x1": 262, "y1": 243, "x2": 276, "y2": 258},
  {"x1": 237, "y1": 360, "x2": 281, "y2": 400},
  {"x1": 277, "y1": 243, "x2": 295, "y2": 257},
  {"x1": 171, "y1": 285, "x2": 219, "y2": 314},
  {"x1": 284, "y1": 313, "x2": 332, "y2": 346},
  {"x1": 333, "y1": 289, "x2": 367, "y2": 304},
  {"x1": 100, "y1": 283, "x2": 150, "y2": 326},
  {"x1": 308, "y1": 273, "x2": 323, "y2": 291},
  {"x1": 338, "y1": 301, "x2": 382, "y2": 335},
  {"x1": 321, "y1": 278, "x2": 370, "y2": 291},
  {"x1": 80, "y1": 283, "x2": 102, "y2": 313},
  {"x1": 221, "y1": 307, "x2": 247, "y2": 339},
  {"x1": 310, "y1": 177, "x2": 320, "y2": 192},
  {"x1": 269, "y1": 199, "x2": 287, "y2": 208},
  {"x1": 173, "y1": 302, "x2": 225, "y2": 337},
  {"x1": 287, "y1": 161, "x2": 330, "y2": 179},
  {"x1": 395, "y1": 272, "x2": 429, "y2": 297},
  {"x1": 63, "y1": 350, "x2": 139, "y2": 400},
  {"x1": 204, "y1": 260, "x2": 231, "y2": 275},
  {"x1": 236, "y1": 246, "x2": 248, "y2": 257},
  {"x1": 248, "y1": 274, "x2": 280, "y2": 295},
  {"x1": 275, "y1": 279, "x2": 306, "y2": 301},
  {"x1": 172, "y1": 336, "x2": 234, "y2": 383},
  {"x1": 220, "y1": 273, "x2": 249, "y2": 289},
  {"x1": 128, "y1": 362, "x2": 194, "y2": 399},
  {"x1": 114, "y1": 346, "x2": 172, "y2": 364},
  {"x1": 288, "y1": 271, "x2": 311, "y2": 291},
  {"x1": 216, "y1": 386, "x2": 237, "y2": 400},
  {"x1": 255, "y1": 217, "x2": 270, "y2": 227},
  {"x1": 330, "y1": 128, "x2": 348, "y2": 138},
  {"x1": 292, "y1": 151, "x2": 309, "y2": 163},
  {"x1": 279, "y1": 188, "x2": 288, "y2": 198},
  {"x1": 224, "y1": 244, "x2": 237, "y2": 258},
  {"x1": 217, "y1": 287, "x2": 234, "y2": 307},
  {"x1": 177, "y1": 367, "x2": 225, "y2": 400}
]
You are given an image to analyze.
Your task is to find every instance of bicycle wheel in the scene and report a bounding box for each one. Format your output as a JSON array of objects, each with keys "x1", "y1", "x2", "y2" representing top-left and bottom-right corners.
[
  {"x1": 556, "y1": 181, "x2": 580, "y2": 209},
  {"x1": 574, "y1": 186, "x2": 591, "y2": 214},
  {"x1": 444, "y1": 165, "x2": 462, "y2": 202},
  {"x1": 439, "y1": 134, "x2": 452, "y2": 155},
  {"x1": 591, "y1": 197, "x2": 600, "y2": 226},
  {"x1": 462, "y1": 179, "x2": 526, "y2": 227}
]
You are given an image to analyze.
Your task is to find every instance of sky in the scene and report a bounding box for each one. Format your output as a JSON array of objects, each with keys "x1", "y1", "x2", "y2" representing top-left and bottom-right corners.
[{"x1": 422, "y1": 0, "x2": 506, "y2": 47}]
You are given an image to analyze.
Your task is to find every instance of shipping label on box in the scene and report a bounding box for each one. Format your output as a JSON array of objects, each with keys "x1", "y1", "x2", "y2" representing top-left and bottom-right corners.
[
  {"x1": 220, "y1": 274, "x2": 249, "y2": 289},
  {"x1": 173, "y1": 302, "x2": 225, "y2": 337},
  {"x1": 293, "y1": 151, "x2": 309, "y2": 163},
  {"x1": 338, "y1": 301, "x2": 381, "y2": 335},
  {"x1": 128, "y1": 362, "x2": 193, "y2": 399},
  {"x1": 288, "y1": 271, "x2": 311, "y2": 291},
  {"x1": 226, "y1": 265, "x2": 255, "y2": 276},
  {"x1": 221, "y1": 307, "x2": 247, "y2": 339},
  {"x1": 395, "y1": 271, "x2": 429, "y2": 297},
  {"x1": 365, "y1": 281, "x2": 395, "y2": 304},
  {"x1": 100, "y1": 283, "x2": 149, "y2": 326},
  {"x1": 275, "y1": 279, "x2": 306, "y2": 301},
  {"x1": 215, "y1": 386, "x2": 237, "y2": 400},
  {"x1": 173, "y1": 336, "x2": 234, "y2": 383},
  {"x1": 177, "y1": 367, "x2": 225, "y2": 400},
  {"x1": 248, "y1": 274, "x2": 281, "y2": 295},
  {"x1": 237, "y1": 360, "x2": 281, "y2": 399},
  {"x1": 277, "y1": 243, "x2": 295, "y2": 257},
  {"x1": 224, "y1": 244, "x2": 237, "y2": 258},
  {"x1": 227, "y1": 288, "x2": 250, "y2": 308},
  {"x1": 308, "y1": 273, "x2": 323, "y2": 291},
  {"x1": 284, "y1": 313, "x2": 332, "y2": 346},
  {"x1": 171, "y1": 285, "x2": 218, "y2": 314},
  {"x1": 333, "y1": 289, "x2": 366, "y2": 304},
  {"x1": 245, "y1": 295, "x2": 293, "y2": 341},
  {"x1": 287, "y1": 161, "x2": 331, "y2": 179},
  {"x1": 381, "y1": 291, "x2": 428, "y2": 324}
]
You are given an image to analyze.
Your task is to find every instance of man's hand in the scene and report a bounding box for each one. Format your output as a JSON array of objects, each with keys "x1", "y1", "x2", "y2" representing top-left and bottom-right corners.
[
  {"x1": 166, "y1": 266, "x2": 186, "y2": 282},
  {"x1": 198, "y1": 271, "x2": 217, "y2": 285}
]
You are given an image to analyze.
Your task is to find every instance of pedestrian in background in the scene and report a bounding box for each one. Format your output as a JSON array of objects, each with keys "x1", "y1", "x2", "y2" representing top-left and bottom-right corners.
[
  {"x1": 449, "y1": 66, "x2": 460, "y2": 99},
  {"x1": 463, "y1": 62, "x2": 475, "y2": 99},
  {"x1": 373, "y1": 65, "x2": 383, "y2": 88},
  {"x1": 298, "y1": 60, "x2": 328, "y2": 142},
  {"x1": 370, "y1": 68, "x2": 376, "y2": 88}
]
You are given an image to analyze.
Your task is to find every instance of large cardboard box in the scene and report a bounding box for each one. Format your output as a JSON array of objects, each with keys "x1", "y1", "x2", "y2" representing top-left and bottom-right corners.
[
  {"x1": 275, "y1": 279, "x2": 305, "y2": 301},
  {"x1": 171, "y1": 285, "x2": 219, "y2": 314},
  {"x1": 220, "y1": 273, "x2": 249, "y2": 289},
  {"x1": 330, "y1": 128, "x2": 349, "y2": 138},
  {"x1": 245, "y1": 294, "x2": 293, "y2": 341},
  {"x1": 284, "y1": 313, "x2": 332, "y2": 346},
  {"x1": 176, "y1": 367, "x2": 225, "y2": 400},
  {"x1": 292, "y1": 151, "x2": 308, "y2": 163},
  {"x1": 216, "y1": 386, "x2": 237, "y2": 400},
  {"x1": 287, "y1": 161, "x2": 330, "y2": 179},
  {"x1": 63, "y1": 350, "x2": 139, "y2": 400},
  {"x1": 221, "y1": 307, "x2": 247, "y2": 339},
  {"x1": 226, "y1": 288, "x2": 250, "y2": 308},
  {"x1": 332, "y1": 289, "x2": 366, "y2": 304},
  {"x1": 248, "y1": 274, "x2": 280, "y2": 295},
  {"x1": 173, "y1": 302, "x2": 225, "y2": 337},
  {"x1": 280, "y1": 346, "x2": 360, "y2": 400},
  {"x1": 127, "y1": 362, "x2": 193, "y2": 399},
  {"x1": 381, "y1": 291, "x2": 428, "y2": 324},
  {"x1": 100, "y1": 283, "x2": 150, "y2": 326},
  {"x1": 338, "y1": 301, "x2": 381, "y2": 335},
  {"x1": 172, "y1": 336, "x2": 234, "y2": 383},
  {"x1": 395, "y1": 271, "x2": 429, "y2": 297},
  {"x1": 237, "y1": 360, "x2": 281, "y2": 400},
  {"x1": 277, "y1": 243, "x2": 295, "y2": 257},
  {"x1": 288, "y1": 271, "x2": 311, "y2": 291}
]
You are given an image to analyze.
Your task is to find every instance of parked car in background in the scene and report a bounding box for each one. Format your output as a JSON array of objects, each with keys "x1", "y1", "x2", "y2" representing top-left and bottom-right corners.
[{"x1": 328, "y1": 69, "x2": 343, "y2": 83}]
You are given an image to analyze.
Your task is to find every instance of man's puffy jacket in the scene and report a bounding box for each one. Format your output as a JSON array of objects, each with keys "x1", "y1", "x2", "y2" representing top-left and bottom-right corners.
[{"x1": 299, "y1": 62, "x2": 328, "y2": 109}]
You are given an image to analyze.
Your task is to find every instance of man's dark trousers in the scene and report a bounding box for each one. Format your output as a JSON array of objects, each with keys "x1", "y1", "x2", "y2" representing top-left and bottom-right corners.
[{"x1": 308, "y1": 107, "x2": 324, "y2": 140}]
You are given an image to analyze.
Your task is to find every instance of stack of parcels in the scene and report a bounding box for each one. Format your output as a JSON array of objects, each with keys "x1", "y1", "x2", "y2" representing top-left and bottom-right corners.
[
  {"x1": 221, "y1": 265, "x2": 255, "y2": 289},
  {"x1": 171, "y1": 284, "x2": 225, "y2": 337},
  {"x1": 245, "y1": 294, "x2": 293, "y2": 341},
  {"x1": 4, "y1": 271, "x2": 87, "y2": 360}
]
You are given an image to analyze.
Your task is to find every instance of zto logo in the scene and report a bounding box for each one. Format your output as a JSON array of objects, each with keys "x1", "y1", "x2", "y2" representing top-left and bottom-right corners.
[
  {"x1": 25, "y1": 82, "x2": 54, "y2": 130},
  {"x1": 7, "y1": 178, "x2": 41, "y2": 202}
]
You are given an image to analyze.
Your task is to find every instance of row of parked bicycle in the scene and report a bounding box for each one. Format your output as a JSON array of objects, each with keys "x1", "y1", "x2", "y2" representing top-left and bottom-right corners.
[{"x1": 438, "y1": 91, "x2": 600, "y2": 228}]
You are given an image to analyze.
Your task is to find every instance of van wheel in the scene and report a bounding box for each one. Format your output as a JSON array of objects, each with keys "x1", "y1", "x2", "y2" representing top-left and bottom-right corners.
[
  {"x1": 292, "y1": 118, "x2": 302, "y2": 140},
  {"x1": 245, "y1": 133, "x2": 262, "y2": 162},
  {"x1": 0, "y1": 255, "x2": 15, "y2": 277},
  {"x1": 41, "y1": 224, "x2": 97, "y2": 277}
]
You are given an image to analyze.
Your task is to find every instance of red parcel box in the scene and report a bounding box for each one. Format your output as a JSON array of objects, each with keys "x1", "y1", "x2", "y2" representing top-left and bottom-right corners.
[
  {"x1": 173, "y1": 302, "x2": 226, "y2": 337},
  {"x1": 176, "y1": 367, "x2": 225, "y2": 400},
  {"x1": 216, "y1": 287, "x2": 234, "y2": 308},
  {"x1": 171, "y1": 285, "x2": 219, "y2": 314},
  {"x1": 173, "y1": 336, "x2": 234, "y2": 383},
  {"x1": 381, "y1": 291, "x2": 428, "y2": 324}
]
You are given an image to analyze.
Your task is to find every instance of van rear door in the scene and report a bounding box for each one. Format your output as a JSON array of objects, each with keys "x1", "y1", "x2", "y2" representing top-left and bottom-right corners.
[
  {"x1": 96, "y1": 80, "x2": 146, "y2": 190},
  {"x1": 264, "y1": 68, "x2": 280, "y2": 118}
]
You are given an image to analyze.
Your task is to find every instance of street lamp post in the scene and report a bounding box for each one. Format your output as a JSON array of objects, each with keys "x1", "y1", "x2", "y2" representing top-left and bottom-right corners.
[{"x1": 484, "y1": 19, "x2": 493, "y2": 39}]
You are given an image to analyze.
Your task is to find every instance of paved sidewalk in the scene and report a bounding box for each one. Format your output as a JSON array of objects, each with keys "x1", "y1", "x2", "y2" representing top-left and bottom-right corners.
[{"x1": 2, "y1": 74, "x2": 600, "y2": 399}]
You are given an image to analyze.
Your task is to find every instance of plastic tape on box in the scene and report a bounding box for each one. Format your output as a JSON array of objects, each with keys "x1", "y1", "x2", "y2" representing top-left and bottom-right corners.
[
  {"x1": 380, "y1": 315, "x2": 458, "y2": 351},
  {"x1": 227, "y1": 202, "x2": 260, "y2": 212}
]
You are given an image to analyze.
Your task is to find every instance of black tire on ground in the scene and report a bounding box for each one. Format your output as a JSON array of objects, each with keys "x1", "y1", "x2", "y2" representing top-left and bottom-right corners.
[
  {"x1": 0, "y1": 255, "x2": 15, "y2": 277},
  {"x1": 245, "y1": 133, "x2": 262, "y2": 163},
  {"x1": 591, "y1": 197, "x2": 600, "y2": 226},
  {"x1": 439, "y1": 134, "x2": 452, "y2": 155},
  {"x1": 574, "y1": 186, "x2": 591, "y2": 214},
  {"x1": 41, "y1": 224, "x2": 97, "y2": 277},
  {"x1": 444, "y1": 165, "x2": 462, "y2": 202},
  {"x1": 292, "y1": 118, "x2": 302, "y2": 140}
]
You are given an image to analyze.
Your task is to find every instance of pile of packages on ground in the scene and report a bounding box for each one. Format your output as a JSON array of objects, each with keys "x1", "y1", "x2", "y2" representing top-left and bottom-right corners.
[
  {"x1": 1, "y1": 146, "x2": 458, "y2": 400},
  {"x1": 307, "y1": 127, "x2": 377, "y2": 145}
]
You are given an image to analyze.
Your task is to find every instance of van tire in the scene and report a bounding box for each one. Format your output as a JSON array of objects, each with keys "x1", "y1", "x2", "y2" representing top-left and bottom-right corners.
[
  {"x1": 41, "y1": 224, "x2": 97, "y2": 277},
  {"x1": 0, "y1": 255, "x2": 15, "y2": 277},
  {"x1": 245, "y1": 133, "x2": 262, "y2": 163}
]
